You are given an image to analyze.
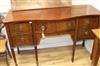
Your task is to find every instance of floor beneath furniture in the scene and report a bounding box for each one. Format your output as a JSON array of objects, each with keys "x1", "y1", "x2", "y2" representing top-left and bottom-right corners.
[{"x1": 0, "y1": 46, "x2": 100, "y2": 66}]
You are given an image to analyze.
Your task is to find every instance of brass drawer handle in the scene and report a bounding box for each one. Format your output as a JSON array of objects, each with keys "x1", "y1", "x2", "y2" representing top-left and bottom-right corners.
[
  {"x1": 66, "y1": 22, "x2": 73, "y2": 30},
  {"x1": 84, "y1": 31, "x2": 89, "y2": 36},
  {"x1": 20, "y1": 37, "x2": 24, "y2": 41},
  {"x1": 41, "y1": 25, "x2": 46, "y2": 31},
  {"x1": 67, "y1": 23, "x2": 72, "y2": 29},
  {"x1": 41, "y1": 25, "x2": 46, "y2": 38}
]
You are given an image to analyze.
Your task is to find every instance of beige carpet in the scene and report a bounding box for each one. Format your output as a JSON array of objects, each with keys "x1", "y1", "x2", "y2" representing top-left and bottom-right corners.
[{"x1": 0, "y1": 46, "x2": 100, "y2": 66}]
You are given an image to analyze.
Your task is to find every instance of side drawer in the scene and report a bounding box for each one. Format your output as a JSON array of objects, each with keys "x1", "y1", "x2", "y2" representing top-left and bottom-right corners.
[
  {"x1": 89, "y1": 16, "x2": 99, "y2": 29},
  {"x1": 9, "y1": 22, "x2": 32, "y2": 35},
  {"x1": 12, "y1": 35, "x2": 33, "y2": 46},
  {"x1": 78, "y1": 16, "x2": 99, "y2": 29},
  {"x1": 78, "y1": 17, "x2": 90, "y2": 29},
  {"x1": 77, "y1": 29, "x2": 94, "y2": 40}
]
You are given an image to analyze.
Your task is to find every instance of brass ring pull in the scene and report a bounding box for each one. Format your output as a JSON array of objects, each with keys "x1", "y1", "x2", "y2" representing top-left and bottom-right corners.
[
  {"x1": 41, "y1": 25, "x2": 46, "y2": 38},
  {"x1": 20, "y1": 37, "x2": 24, "y2": 42},
  {"x1": 67, "y1": 23, "x2": 72, "y2": 29},
  {"x1": 84, "y1": 31, "x2": 89, "y2": 36}
]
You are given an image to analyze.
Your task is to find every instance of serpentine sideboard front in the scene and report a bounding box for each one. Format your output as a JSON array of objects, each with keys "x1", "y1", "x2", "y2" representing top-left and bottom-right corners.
[{"x1": 3, "y1": 5, "x2": 100, "y2": 66}]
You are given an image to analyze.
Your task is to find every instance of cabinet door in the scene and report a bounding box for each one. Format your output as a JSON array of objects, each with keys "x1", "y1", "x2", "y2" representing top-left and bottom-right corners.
[{"x1": 9, "y1": 22, "x2": 32, "y2": 35}]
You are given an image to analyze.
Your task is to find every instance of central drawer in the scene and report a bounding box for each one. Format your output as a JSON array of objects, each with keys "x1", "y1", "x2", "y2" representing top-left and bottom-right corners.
[
  {"x1": 34, "y1": 22, "x2": 57, "y2": 33},
  {"x1": 34, "y1": 20, "x2": 75, "y2": 34}
]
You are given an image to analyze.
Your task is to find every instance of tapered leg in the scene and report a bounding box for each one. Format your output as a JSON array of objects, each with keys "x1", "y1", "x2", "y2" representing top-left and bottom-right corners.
[
  {"x1": 72, "y1": 20, "x2": 78, "y2": 62},
  {"x1": 5, "y1": 51, "x2": 9, "y2": 66},
  {"x1": 17, "y1": 47, "x2": 20, "y2": 54},
  {"x1": 6, "y1": 43, "x2": 12, "y2": 58},
  {"x1": 34, "y1": 46, "x2": 39, "y2": 66},
  {"x1": 72, "y1": 41, "x2": 76, "y2": 62},
  {"x1": 92, "y1": 38, "x2": 100, "y2": 66},
  {"x1": 82, "y1": 40, "x2": 85, "y2": 47},
  {"x1": 90, "y1": 39, "x2": 95, "y2": 60},
  {"x1": 11, "y1": 48, "x2": 18, "y2": 66}
]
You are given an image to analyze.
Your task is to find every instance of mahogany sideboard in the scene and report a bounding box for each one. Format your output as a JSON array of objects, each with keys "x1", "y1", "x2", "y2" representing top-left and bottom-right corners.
[{"x1": 3, "y1": 5, "x2": 100, "y2": 66}]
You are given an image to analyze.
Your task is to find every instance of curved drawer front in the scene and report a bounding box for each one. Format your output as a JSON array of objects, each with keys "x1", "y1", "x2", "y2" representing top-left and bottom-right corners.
[
  {"x1": 34, "y1": 20, "x2": 75, "y2": 33},
  {"x1": 34, "y1": 22, "x2": 57, "y2": 33},
  {"x1": 9, "y1": 22, "x2": 32, "y2": 35},
  {"x1": 56, "y1": 20, "x2": 75, "y2": 32}
]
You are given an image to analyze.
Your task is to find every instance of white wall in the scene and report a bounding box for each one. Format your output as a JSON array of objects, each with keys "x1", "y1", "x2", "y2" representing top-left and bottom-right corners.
[
  {"x1": 0, "y1": 0, "x2": 90, "y2": 13},
  {"x1": 88, "y1": 0, "x2": 100, "y2": 11},
  {"x1": 0, "y1": 0, "x2": 11, "y2": 13},
  {"x1": 1, "y1": 0, "x2": 100, "y2": 12},
  {"x1": 72, "y1": 0, "x2": 90, "y2": 5}
]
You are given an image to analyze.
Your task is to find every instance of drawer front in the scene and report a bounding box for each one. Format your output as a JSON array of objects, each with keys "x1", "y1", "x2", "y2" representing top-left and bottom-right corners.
[
  {"x1": 12, "y1": 35, "x2": 33, "y2": 46},
  {"x1": 34, "y1": 22, "x2": 56, "y2": 33},
  {"x1": 34, "y1": 20, "x2": 75, "y2": 33},
  {"x1": 9, "y1": 22, "x2": 32, "y2": 35},
  {"x1": 56, "y1": 20, "x2": 75, "y2": 32},
  {"x1": 78, "y1": 17, "x2": 90, "y2": 29},
  {"x1": 77, "y1": 29, "x2": 94, "y2": 40},
  {"x1": 89, "y1": 16, "x2": 99, "y2": 29},
  {"x1": 78, "y1": 17, "x2": 99, "y2": 29}
]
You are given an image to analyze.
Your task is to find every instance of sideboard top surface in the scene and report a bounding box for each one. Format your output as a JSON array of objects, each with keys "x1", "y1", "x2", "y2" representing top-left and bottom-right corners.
[
  {"x1": 92, "y1": 29, "x2": 100, "y2": 40},
  {"x1": 3, "y1": 5, "x2": 100, "y2": 23}
]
